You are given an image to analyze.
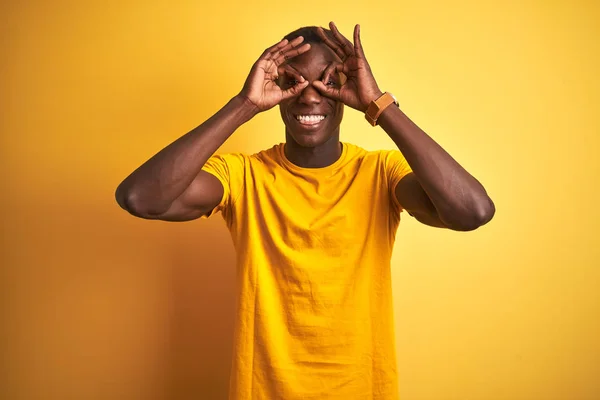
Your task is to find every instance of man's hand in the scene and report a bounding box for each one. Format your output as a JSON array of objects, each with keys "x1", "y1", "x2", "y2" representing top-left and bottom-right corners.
[
  {"x1": 239, "y1": 36, "x2": 311, "y2": 112},
  {"x1": 314, "y1": 22, "x2": 383, "y2": 112}
]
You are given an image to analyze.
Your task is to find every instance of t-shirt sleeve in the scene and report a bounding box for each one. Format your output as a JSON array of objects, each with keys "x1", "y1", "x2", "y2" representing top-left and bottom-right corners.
[
  {"x1": 200, "y1": 153, "x2": 246, "y2": 220},
  {"x1": 384, "y1": 149, "x2": 413, "y2": 212}
]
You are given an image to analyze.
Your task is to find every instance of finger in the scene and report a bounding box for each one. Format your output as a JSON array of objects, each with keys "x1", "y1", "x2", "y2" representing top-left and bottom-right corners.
[
  {"x1": 322, "y1": 62, "x2": 345, "y2": 86},
  {"x1": 317, "y1": 26, "x2": 346, "y2": 60},
  {"x1": 280, "y1": 79, "x2": 309, "y2": 100},
  {"x1": 272, "y1": 42, "x2": 311, "y2": 65},
  {"x1": 285, "y1": 35, "x2": 306, "y2": 49},
  {"x1": 276, "y1": 64, "x2": 305, "y2": 84},
  {"x1": 272, "y1": 36, "x2": 305, "y2": 58},
  {"x1": 312, "y1": 80, "x2": 342, "y2": 100},
  {"x1": 316, "y1": 26, "x2": 347, "y2": 60},
  {"x1": 260, "y1": 38, "x2": 289, "y2": 59},
  {"x1": 262, "y1": 36, "x2": 304, "y2": 61},
  {"x1": 274, "y1": 64, "x2": 306, "y2": 93},
  {"x1": 329, "y1": 21, "x2": 354, "y2": 58},
  {"x1": 353, "y1": 24, "x2": 367, "y2": 59}
]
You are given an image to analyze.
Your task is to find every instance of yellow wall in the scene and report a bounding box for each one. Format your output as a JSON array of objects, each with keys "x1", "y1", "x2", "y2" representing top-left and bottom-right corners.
[{"x1": 2, "y1": 0, "x2": 599, "y2": 399}]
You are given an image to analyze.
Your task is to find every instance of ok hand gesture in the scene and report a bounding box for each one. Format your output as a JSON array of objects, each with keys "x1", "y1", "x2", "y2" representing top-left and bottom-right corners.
[
  {"x1": 313, "y1": 22, "x2": 383, "y2": 112},
  {"x1": 239, "y1": 37, "x2": 311, "y2": 112}
]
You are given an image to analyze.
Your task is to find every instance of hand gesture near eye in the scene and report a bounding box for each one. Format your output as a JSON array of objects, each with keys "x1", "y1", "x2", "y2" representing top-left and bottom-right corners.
[
  {"x1": 239, "y1": 37, "x2": 311, "y2": 112},
  {"x1": 313, "y1": 22, "x2": 383, "y2": 112}
]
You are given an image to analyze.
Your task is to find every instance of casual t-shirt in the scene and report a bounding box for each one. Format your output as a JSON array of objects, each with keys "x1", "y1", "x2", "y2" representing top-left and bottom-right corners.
[{"x1": 201, "y1": 142, "x2": 412, "y2": 400}]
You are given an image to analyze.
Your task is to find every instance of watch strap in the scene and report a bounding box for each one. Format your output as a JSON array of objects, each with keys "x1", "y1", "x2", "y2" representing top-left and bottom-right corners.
[{"x1": 365, "y1": 92, "x2": 398, "y2": 126}]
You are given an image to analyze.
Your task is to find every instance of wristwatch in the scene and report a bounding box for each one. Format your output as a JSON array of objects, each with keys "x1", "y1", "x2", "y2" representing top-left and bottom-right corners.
[{"x1": 365, "y1": 92, "x2": 399, "y2": 126}]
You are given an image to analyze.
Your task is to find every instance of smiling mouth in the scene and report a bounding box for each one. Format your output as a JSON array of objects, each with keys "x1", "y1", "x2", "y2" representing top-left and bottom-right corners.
[{"x1": 294, "y1": 114, "x2": 327, "y2": 126}]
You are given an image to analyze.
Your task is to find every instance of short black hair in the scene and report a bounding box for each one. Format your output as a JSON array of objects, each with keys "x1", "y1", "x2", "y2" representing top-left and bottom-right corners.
[{"x1": 283, "y1": 26, "x2": 335, "y2": 44}]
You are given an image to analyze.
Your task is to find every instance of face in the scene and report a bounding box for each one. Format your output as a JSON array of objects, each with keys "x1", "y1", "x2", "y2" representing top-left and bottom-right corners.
[{"x1": 278, "y1": 43, "x2": 344, "y2": 148}]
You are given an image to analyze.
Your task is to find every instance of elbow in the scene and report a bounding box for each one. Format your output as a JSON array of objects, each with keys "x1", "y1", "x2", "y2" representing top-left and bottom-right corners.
[
  {"x1": 115, "y1": 185, "x2": 139, "y2": 215},
  {"x1": 445, "y1": 197, "x2": 496, "y2": 231},
  {"x1": 481, "y1": 197, "x2": 496, "y2": 224},
  {"x1": 115, "y1": 186, "x2": 159, "y2": 218},
  {"x1": 115, "y1": 184, "x2": 129, "y2": 211}
]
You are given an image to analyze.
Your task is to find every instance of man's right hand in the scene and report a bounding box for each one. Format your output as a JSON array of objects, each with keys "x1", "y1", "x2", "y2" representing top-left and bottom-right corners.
[
  {"x1": 116, "y1": 37, "x2": 312, "y2": 222},
  {"x1": 239, "y1": 36, "x2": 311, "y2": 112}
]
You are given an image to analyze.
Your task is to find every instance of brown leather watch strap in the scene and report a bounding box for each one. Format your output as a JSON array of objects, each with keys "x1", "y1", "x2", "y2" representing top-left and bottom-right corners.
[{"x1": 365, "y1": 92, "x2": 398, "y2": 126}]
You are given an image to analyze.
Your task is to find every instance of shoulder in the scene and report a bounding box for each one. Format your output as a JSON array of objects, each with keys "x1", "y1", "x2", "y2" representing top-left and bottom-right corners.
[
  {"x1": 342, "y1": 142, "x2": 402, "y2": 166},
  {"x1": 207, "y1": 144, "x2": 281, "y2": 167},
  {"x1": 203, "y1": 152, "x2": 248, "y2": 176},
  {"x1": 251, "y1": 143, "x2": 282, "y2": 162},
  {"x1": 206, "y1": 144, "x2": 286, "y2": 178}
]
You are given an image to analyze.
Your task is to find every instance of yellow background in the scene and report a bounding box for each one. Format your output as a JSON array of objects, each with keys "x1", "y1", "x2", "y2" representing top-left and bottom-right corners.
[{"x1": 2, "y1": 0, "x2": 599, "y2": 399}]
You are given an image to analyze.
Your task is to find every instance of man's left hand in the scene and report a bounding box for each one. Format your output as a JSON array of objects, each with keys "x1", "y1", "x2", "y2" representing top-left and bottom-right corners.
[{"x1": 314, "y1": 22, "x2": 383, "y2": 112}]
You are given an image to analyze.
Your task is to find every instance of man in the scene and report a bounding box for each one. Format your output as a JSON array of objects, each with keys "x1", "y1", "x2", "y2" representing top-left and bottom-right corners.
[{"x1": 116, "y1": 22, "x2": 495, "y2": 400}]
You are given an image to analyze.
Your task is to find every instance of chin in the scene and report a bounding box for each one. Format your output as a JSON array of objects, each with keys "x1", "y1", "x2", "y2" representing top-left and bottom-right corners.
[
  {"x1": 281, "y1": 104, "x2": 343, "y2": 148},
  {"x1": 288, "y1": 131, "x2": 333, "y2": 148}
]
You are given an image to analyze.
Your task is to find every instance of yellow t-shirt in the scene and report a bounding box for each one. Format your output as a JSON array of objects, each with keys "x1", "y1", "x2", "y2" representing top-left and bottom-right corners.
[{"x1": 202, "y1": 142, "x2": 412, "y2": 400}]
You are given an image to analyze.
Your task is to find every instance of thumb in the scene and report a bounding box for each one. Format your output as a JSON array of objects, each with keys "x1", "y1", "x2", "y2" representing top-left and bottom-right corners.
[
  {"x1": 280, "y1": 79, "x2": 309, "y2": 101},
  {"x1": 313, "y1": 81, "x2": 342, "y2": 101}
]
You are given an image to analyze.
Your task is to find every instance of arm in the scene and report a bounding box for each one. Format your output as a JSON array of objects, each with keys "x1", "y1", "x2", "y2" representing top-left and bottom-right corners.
[
  {"x1": 115, "y1": 36, "x2": 311, "y2": 221},
  {"x1": 314, "y1": 22, "x2": 495, "y2": 231},
  {"x1": 392, "y1": 172, "x2": 448, "y2": 229},
  {"x1": 115, "y1": 95, "x2": 257, "y2": 220},
  {"x1": 379, "y1": 108, "x2": 495, "y2": 231}
]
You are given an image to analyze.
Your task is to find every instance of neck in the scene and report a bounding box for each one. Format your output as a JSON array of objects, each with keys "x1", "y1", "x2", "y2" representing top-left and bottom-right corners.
[{"x1": 284, "y1": 133, "x2": 342, "y2": 168}]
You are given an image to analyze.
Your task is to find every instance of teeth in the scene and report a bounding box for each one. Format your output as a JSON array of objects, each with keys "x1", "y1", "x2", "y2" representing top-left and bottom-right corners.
[{"x1": 296, "y1": 115, "x2": 325, "y2": 122}]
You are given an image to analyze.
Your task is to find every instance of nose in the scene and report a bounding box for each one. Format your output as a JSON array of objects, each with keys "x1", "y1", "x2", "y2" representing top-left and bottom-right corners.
[{"x1": 297, "y1": 83, "x2": 322, "y2": 105}]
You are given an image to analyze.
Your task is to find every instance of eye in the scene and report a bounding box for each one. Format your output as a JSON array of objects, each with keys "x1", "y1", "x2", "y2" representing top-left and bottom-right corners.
[
  {"x1": 287, "y1": 79, "x2": 299, "y2": 86},
  {"x1": 326, "y1": 79, "x2": 337, "y2": 87}
]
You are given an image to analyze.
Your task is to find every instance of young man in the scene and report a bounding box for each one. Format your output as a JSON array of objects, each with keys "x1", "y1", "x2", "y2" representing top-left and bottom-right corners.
[{"x1": 116, "y1": 22, "x2": 494, "y2": 400}]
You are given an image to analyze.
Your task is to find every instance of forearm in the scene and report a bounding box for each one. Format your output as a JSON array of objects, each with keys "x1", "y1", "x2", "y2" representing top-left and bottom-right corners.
[
  {"x1": 377, "y1": 105, "x2": 495, "y2": 229},
  {"x1": 116, "y1": 95, "x2": 258, "y2": 214}
]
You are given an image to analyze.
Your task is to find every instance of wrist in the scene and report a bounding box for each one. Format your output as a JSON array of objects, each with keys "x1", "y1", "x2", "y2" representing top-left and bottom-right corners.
[
  {"x1": 361, "y1": 90, "x2": 384, "y2": 112},
  {"x1": 364, "y1": 92, "x2": 399, "y2": 126},
  {"x1": 231, "y1": 94, "x2": 260, "y2": 122}
]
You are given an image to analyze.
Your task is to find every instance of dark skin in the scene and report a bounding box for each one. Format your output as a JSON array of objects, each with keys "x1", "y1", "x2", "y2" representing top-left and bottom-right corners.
[
  {"x1": 276, "y1": 44, "x2": 344, "y2": 167},
  {"x1": 116, "y1": 22, "x2": 495, "y2": 231},
  {"x1": 115, "y1": 36, "x2": 311, "y2": 221},
  {"x1": 307, "y1": 22, "x2": 495, "y2": 230}
]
